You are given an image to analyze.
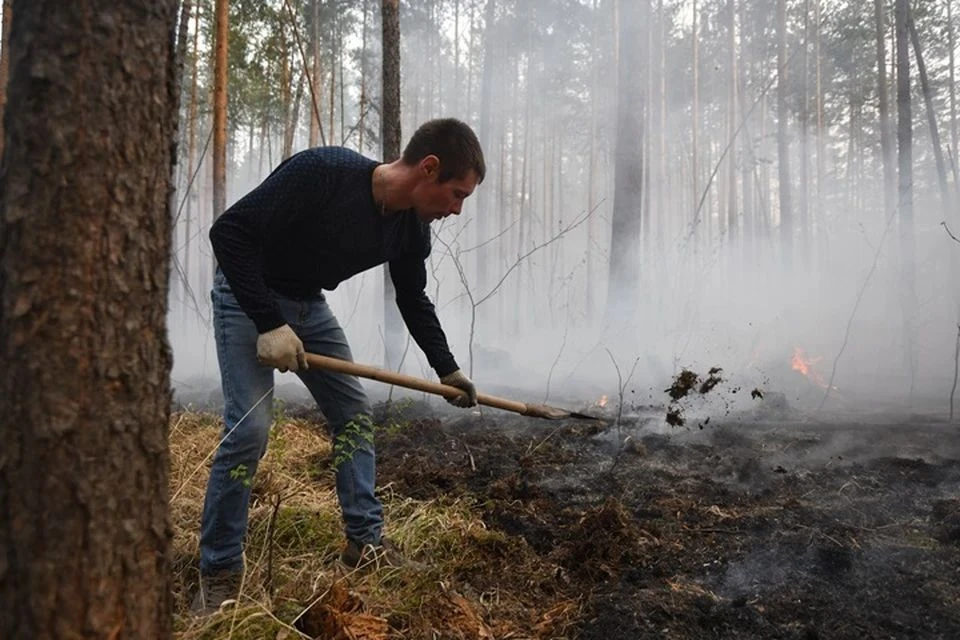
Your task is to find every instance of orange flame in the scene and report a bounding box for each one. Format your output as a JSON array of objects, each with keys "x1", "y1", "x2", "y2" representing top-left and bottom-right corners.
[
  {"x1": 598, "y1": 395, "x2": 609, "y2": 408},
  {"x1": 791, "y1": 347, "x2": 828, "y2": 388}
]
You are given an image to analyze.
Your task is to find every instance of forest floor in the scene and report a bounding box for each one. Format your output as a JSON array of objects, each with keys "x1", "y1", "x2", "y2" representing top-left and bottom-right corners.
[{"x1": 170, "y1": 387, "x2": 960, "y2": 639}]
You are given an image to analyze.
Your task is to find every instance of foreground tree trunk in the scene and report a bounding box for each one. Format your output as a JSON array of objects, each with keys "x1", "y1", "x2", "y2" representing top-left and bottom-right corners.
[
  {"x1": 381, "y1": 0, "x2": 404, "y2": 370},
  {"x1": 0, "y1": 0, "x2": 179, "y2": 637},
  {"x1": 0, "y1": 0, "x2": 12, "y2": 159}
]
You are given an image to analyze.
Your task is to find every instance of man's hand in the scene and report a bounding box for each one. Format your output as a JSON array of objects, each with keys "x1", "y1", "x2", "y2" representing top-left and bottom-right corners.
[
  {"x1": 256, "y1": 324, "x2": 308, "y2": 372},
  {"x1": 440, "y1": 369, "x2": 477, "y2": 408}
]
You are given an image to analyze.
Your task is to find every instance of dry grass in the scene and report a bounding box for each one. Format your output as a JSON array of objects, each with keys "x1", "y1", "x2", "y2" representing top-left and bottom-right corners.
[{"x1": 169, "y1": 409, "x2": 578, "y2": 639}]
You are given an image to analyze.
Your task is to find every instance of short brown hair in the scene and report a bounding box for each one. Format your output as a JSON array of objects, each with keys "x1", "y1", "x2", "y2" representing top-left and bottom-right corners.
[{"x1": 402, "y1": 118, "x2": 486, "y2": 184}]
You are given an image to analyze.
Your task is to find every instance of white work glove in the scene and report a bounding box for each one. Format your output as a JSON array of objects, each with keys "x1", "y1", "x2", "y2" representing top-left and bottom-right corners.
[
  {"x1": 440, "y1": 369, "x2": 478, "y2": 408},
  {"x1": 256, "y1": 324, "x2": 308, "y2": 372}
]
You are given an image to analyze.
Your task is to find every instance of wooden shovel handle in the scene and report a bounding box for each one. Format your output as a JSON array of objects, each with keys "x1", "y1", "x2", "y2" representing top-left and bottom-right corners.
[{"x1": 303, "y1": 352, "x2": 529, "y2": 416}]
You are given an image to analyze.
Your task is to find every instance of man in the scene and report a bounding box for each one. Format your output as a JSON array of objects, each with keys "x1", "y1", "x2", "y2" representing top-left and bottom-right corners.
[{"x1": 192, "y1": 118, "x2": 484, "y2": 614}]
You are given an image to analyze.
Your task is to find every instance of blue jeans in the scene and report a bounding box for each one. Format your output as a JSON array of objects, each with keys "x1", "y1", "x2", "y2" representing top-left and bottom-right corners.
[{"x1": 199, "y1": 271, "x2": 383, "y2": 574}]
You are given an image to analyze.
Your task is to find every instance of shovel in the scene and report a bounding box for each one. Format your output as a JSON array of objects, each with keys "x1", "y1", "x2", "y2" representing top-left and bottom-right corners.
[{"x1": 304, "y1": 352, "x2": 603, "y2": 421}]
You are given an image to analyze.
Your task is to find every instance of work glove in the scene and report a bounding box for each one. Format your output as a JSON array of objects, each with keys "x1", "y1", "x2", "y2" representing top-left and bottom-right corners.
[
  {"x1": 440, "y1": 369, "x2": 478, "y2": 408},
  {"x1": 256, "y1": 324, "x2": 308, "y2": 372}
]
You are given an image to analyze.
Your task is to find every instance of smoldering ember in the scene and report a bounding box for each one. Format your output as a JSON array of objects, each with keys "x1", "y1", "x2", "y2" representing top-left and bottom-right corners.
[{"x1": 3, "y1": 1, "x2": 960, "y2": 639}]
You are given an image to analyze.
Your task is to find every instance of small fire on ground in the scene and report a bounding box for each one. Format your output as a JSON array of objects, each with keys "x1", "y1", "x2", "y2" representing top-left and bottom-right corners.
[{"x1": 595, "y1": 395, "x2": 609, "y2": 408}]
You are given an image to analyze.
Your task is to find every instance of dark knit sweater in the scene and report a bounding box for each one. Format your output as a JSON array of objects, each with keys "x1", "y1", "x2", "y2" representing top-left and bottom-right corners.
[{"x1": 209, "y1": 146, "x2": 458, "y2": 376}]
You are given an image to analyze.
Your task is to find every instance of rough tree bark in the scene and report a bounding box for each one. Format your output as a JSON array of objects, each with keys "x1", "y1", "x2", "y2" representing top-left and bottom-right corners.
[
  {"x1": 0, "y1": 0, "x2": 12, "y2": 159},
  {"x1": 0, "y1": 0, "x2": 179, "y2": 637},
  {"x1": 381, "y1": 0, "x2": 404, "y2": 370}
]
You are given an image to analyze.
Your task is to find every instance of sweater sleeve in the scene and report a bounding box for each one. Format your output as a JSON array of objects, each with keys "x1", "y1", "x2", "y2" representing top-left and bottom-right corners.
[
  {"x1": 388, "y1": 243, "x2": 459, "y2": 377},
  {"x1": 209, "y1": 152, "x2": 322, "y2": 333}
]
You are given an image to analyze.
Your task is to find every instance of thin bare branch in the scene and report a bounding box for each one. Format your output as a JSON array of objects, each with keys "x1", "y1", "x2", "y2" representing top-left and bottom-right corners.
[
  {"x1": 943, "y1": 221, "x2": 960, "y2": 244},
  {"x1": 475, "y1": 200, "x2": 603, "y2": 307}
]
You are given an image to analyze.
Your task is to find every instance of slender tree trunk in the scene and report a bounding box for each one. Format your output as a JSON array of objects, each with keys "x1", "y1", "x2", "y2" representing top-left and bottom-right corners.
[
  {"x1": 338, "y1": 18, "x2": 345, "y2": 144},
  {"x1": 213, "y1": 0, "x2": 227, "y2": 218},
  {"x1": 607, "y1": 0, "x2": 646, "y2": 319},
  {"x1": 289, "y1": 71, "x2": 304, "y2": 156},
  {"x1": 309, "y1": 0, "x2": 320, "y2": 147},
  {"x1": 739, "y1": 0, "x2": 754, "y2": 251},
  {"x1": 658, "y1": 0, "x2": 666, "y2": 245},
  {"x1": 454, "y1": 0, "x2": 461, "y2": 114},
  {"x1": 895, "y1": 0, "x2": 916, "y2": 400},
  {"x1": 777, "y1": 0, "x2": 792, "y2": 265},
  {"x1": 466, "y1": 0, "x2": 475, "y2": 117},
  {"x1": 183, "y1": 0, "x2": 201, "y2": 316},
  {"x1": 0, "y1": 1, "x2": 178, "y2": 637},
  {"x1": 587, "y1": 0, "x2": 600, "y2": 318},
  {"x1": 280, "y1": 30, "x2": 293, "y2": 159},
  {"x1": 476, "y1": 0, "x2": 497, "y2": 301},
  {"x1": 950, "y1": 0, "x2": 958, "y2": 175},
  {"x1": 328, "y1": 14, "x2": 336, "y2": 147},
  {"x1": 727, "y1": 0, "x2": 738, "y2": 244},
  {"x1": 381, "y1": 0, "x2": 404, "y2": 370},
  {"x1": 799, "y1": 0, "x2": 810, "y2": 262},
  {"x1": 875, "y1": 0, "x2": 896, "y2": 222},
  {"x1": 908, "y1": 13, "x2": 951, "y2": 217},
  {"x1": 359, "y1": 0, "x2": 368, "y2": 152},
  {"x1": 692, "y1": 0, "x2": 700, "y2": 230},
  {"x1": 815, "y1": 0, "x2": 824, "y2": 225},
  {"x1": 643, "y1": 0, "x2": 653, "y2": 255}
]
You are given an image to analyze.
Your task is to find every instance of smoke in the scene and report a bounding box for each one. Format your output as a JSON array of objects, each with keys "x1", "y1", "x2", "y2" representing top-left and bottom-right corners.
[{"x1": 166, "y1": 0, "x2": 960, "y2": 421}]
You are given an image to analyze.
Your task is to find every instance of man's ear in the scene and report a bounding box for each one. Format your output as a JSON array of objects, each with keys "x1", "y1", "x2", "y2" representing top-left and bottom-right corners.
[{"x1": 419, "y1": 155, "x2": 440, "y2": 179}]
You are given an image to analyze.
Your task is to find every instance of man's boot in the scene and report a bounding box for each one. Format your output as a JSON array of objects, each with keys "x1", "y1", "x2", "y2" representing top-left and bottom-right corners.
[{"x1": 190, "y1": 569, "x2": 243, "y2": 616}]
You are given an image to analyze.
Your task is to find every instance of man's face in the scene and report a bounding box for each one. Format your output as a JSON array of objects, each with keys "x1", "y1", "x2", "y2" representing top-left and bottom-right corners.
[{"x1": 411, "y1": 156, "x2": 480, "y2": 224}]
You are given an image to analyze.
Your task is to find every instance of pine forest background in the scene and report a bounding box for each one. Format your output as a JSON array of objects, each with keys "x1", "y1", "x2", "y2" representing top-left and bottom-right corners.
[{"x1": 163, "y1": 0, "x2": 960, "y2": 412}]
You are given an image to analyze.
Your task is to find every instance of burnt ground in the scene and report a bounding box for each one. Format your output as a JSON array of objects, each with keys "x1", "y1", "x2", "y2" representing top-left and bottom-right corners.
[{"x1": 362, "y1": 400, "x2": 960, "y2": 639}]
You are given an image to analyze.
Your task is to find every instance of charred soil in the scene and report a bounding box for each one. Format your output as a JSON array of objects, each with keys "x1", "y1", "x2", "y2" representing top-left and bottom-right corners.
[{"x1": 372, "y1": 405, "x2": 960, "y2": 639}]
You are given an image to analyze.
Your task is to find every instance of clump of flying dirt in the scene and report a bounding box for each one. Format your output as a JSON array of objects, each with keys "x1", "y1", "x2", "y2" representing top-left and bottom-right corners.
[
  {"x1": 667, "y1": 370, "x2": 700, "y2": 401},
  {"x1": 664, "y1": 367, "x2": 724, "y2": 427}
]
